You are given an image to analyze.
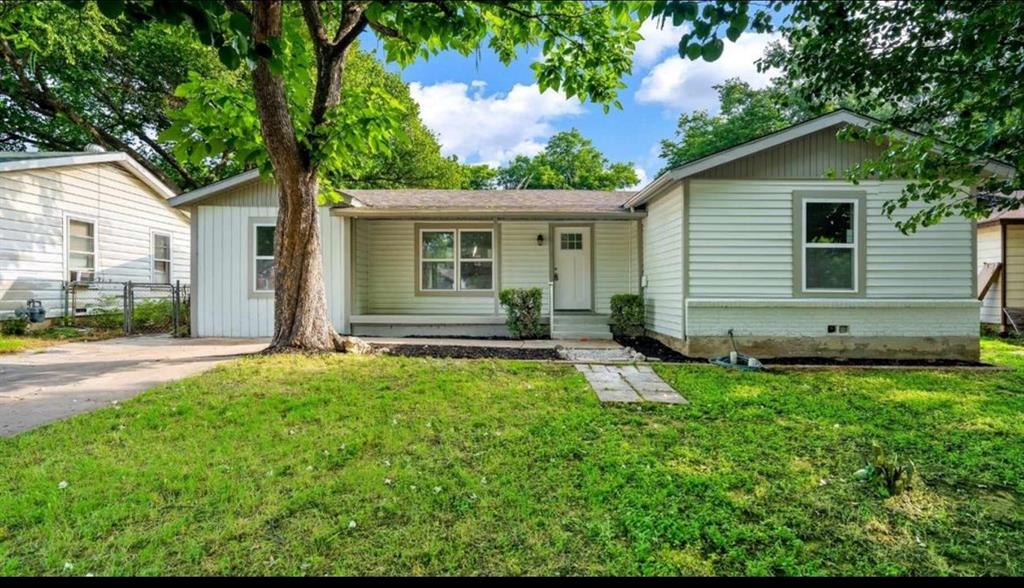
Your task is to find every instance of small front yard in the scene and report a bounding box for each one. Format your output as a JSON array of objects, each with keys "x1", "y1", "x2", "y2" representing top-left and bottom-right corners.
[
  {"x1": 0, "y1": 339, "x2": 1022, "y2": 575},
  {"x1": 0, "y1": 326, "x2": 121, "y2": 355}
]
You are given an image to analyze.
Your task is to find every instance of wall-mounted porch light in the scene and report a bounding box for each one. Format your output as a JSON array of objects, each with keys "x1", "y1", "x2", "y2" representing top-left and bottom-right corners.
[{"x1": 536, "y1": 234, "x2": 545, "y2": 246}]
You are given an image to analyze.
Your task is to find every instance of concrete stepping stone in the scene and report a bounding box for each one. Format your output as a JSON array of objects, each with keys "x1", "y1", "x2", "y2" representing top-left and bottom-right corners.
[{"x1": 575, "y1": 364, "x2": 688, "y2": 405}]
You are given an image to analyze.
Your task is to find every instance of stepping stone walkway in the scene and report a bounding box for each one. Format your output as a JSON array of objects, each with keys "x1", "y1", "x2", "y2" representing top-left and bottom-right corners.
[{"x1": 574, "y1": 364, "x2": 689, "y2": 405}]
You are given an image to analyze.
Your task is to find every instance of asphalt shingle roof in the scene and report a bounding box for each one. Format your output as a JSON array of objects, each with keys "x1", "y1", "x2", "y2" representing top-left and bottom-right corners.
[{"x1": 339, "y1": 189, "x2": 637, "y2": 212}]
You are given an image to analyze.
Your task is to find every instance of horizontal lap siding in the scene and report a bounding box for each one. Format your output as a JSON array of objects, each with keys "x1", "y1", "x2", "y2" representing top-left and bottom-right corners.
[
  {"x1": 866, "y1": 184, "x2": 972, "y2": 298},
  {"x1": 688, "y1": 181, "x2": 792, "y2": 297},
  {"x1": 643, "y1": 186, "x2": 684, "y2": 337},
  {"x1": 594, "y1": 221, "x2": 639, "y2": 313},
  {"x1": 500, "y1": 221, "x2": 549, "y2": 314},
  {"x1": 364, "y1": 220, "x2": 495, "y2": 315},
  {"x1": 0, "y1": 163, "x2": 189, "y2": 316},
  {"x1": 687, "y1": 180, "x2": 974, "y2": 301},
  {"x1": 354, "y1": 219, "x2": 369, "y2": 314},
  {"x1": 976, "y1": 224, "x2": 1001, "y2": 324}
]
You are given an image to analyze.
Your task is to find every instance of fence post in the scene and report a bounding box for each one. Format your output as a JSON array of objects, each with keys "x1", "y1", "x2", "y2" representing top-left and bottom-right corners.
[
  {"x1": 123, "y1": 281, "x2": 131, "y2": 336},
  {"x1": 172, "y1": 280, "x2": 180, "y2": 337},
  {"x1": 63, "y1": 281, "x2": 69, "y2": 326}
]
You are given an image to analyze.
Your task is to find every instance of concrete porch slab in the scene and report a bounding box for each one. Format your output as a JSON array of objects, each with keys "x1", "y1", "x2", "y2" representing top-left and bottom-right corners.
[{"x1": 361, "y1": 337, "x2": 623, "y2": 350}]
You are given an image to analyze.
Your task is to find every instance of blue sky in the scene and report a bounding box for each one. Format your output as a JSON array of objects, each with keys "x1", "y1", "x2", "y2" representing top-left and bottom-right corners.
[{"x1": 361, "y1": 17, "x2": 783, "y2": 188}]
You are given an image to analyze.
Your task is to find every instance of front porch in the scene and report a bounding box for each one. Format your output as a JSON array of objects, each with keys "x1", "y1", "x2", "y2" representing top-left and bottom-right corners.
[{"x1": 345, "y1": 216, "x2": 642, "y2": 341}]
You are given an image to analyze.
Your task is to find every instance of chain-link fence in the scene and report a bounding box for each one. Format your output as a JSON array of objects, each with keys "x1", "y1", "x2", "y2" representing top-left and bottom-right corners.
[{"x1": 57, "y1": 280, "x2": 190, "y2": 336}]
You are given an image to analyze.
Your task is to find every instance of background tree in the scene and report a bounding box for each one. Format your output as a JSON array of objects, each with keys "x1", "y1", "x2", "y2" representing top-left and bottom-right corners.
[
  {"x1": 644, "y1": 0, "x2": 1023, "y2": 233},
  {"x1": 658, "y1": 79, "x2": 799, "y2": 172},
  {"x1": 0, "y1": 0, "x2": 239, "y2": 190},
  {"x1": 458, "y1": 163, "x2": 498, "y2": 190},
  {"x1": 86, "y1": 0, "x2": 645, "y2": 352},
  {"x1": 494, "y1": 129, "x2": 639, "y2": 190}
]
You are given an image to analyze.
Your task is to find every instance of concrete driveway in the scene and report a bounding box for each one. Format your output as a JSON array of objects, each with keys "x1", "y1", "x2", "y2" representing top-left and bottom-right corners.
[{"x1": 0, "y1": 336, "x2": 267, "y2": 437}]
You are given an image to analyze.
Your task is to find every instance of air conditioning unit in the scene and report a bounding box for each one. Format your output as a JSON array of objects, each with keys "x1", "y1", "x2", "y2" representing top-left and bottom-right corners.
[{"x1": 70, "y1": 270, "x2": 95, "y2": 283}]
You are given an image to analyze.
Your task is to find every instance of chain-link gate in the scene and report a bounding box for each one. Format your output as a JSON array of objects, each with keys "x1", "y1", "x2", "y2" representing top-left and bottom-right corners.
[{"x1": 62, "y1": 280, "x2": 189, "y2": 336}]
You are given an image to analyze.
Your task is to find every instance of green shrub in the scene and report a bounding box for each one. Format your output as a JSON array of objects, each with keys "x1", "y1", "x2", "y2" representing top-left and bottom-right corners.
[
  {"x1": 498, "y1": 287, "x2": 545, "y2": 339},
  {"x1": 133, "y1": 299, "x2": 174, "y2": 331},
  {"x1": 609, "y1": 294, "x2": 645, "y2": 336},
  {"x1": 1, "y1": 317, "x2": 29, "y2": 336}
]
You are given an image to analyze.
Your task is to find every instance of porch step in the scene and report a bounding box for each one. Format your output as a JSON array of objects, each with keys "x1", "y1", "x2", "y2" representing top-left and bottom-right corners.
[{"x1": 551, "y1": 313, "x2": 613, "y2": 341}]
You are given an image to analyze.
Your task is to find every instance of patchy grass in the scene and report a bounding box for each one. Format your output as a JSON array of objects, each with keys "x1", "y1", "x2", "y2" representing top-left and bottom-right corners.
[
  {"x1": 0, "y1": 338, "x2": 1022, "y2": 576},
  {"x1": 0, "y1": 327, "x2": 120, "y2": 355}
]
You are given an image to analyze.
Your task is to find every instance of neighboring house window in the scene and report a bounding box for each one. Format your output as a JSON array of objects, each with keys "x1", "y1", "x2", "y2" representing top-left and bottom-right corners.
[
  {"x1": 419, "y1": 228, "x2": 494, "y2": 292},
  {"x1": 254, "y1": 224, "x2": 276, "y2": 292},
  {"x1": 67, "y1": 219, "x2": 96, "y2": 282},
  {"x1": 802, "y1": 199, "x2": 858, "y2": 292},
  {"x1": 152, "y1": 233, "x2": 172, "y2": 284}
]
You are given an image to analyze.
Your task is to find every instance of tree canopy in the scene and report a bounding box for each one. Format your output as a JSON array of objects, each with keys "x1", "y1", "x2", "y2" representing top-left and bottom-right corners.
[{"x1": 484, "y1": 129, "x2": 639, "y2": 191}]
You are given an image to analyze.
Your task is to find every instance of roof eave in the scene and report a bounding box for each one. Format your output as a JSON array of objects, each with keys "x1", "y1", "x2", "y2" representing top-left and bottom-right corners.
[{"x1": 329, "y1": 207, "x2": 645, "y2": 220}]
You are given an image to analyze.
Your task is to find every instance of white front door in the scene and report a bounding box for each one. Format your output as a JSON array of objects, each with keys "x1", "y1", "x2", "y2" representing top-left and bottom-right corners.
[{"x1": 553, "y1": 226, "x2": 592, "y2": 310}]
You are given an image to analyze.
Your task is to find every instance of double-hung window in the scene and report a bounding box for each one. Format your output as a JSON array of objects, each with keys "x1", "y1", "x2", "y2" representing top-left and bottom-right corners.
[
  {"x1": 67, "y1": 218, "x2": 96, "y2": 282},
  {"x1": 801, "y1": 198, "x2": 858, "y2": 292},
  {"x1": 419, "y1": 228, "x2": 494, "y2": 292},
  {"x1": 253, "y1": 224, "x2": 276, "y2": 292},
  {"x1": 152, "y1": 233, "x2": 172, "y2": 283}
]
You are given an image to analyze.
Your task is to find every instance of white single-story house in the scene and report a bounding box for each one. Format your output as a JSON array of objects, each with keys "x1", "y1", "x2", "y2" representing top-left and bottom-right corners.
[
  {"x1": 977, "y1": 194, "x2": 1024, "y2": 333},
  {"x1": 171, "y1": 110, "x2": 1015, "y2": 360},
  {"x1": 0, "y1": 151, "x2": 190, "y2": 318}
]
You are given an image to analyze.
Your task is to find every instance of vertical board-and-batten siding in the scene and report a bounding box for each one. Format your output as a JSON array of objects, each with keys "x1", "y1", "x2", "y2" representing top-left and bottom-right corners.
[
  {"x1": 692, "y1": 124, "x2": 885, "y2": 180},
  {"x1": 687, "y1": 180, "x2": 974, "y2": 299},
  {"x1": 976, "y1": 224, "x2": 1002, "y2": 324},
  {"x1": 642, "y1": 183, "x2": 684, "y2": 337},
  {"x1": 0, "y1": 163, "x2": 189, "y2": 316},
  {"x1": 192, "y1": 179, "x2": 346, "y2": 337}
]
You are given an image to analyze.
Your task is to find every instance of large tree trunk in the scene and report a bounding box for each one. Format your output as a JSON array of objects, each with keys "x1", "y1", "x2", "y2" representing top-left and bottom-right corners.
[
  {"x1": 252, "y1": 0, "x2": 342, "y2": 352},
  {"x1": 271, "y1": 173, "x2": 342, "y2": 351}
]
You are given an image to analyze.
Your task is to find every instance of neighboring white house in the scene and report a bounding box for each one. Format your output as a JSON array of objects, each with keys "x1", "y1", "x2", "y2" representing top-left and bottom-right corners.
[
  {"x1": 0, "y1": 151, "x2": 190, "y2": 318},
  {"x1": 171, "y1": 110, "x2": 1015, "y2": 361},
  {"x1": 976, "y1": 196, "x2": 1024, "y2": 333}
]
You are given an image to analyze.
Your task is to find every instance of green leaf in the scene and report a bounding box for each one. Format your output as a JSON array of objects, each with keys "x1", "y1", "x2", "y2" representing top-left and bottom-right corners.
[
  {"x1": 701, "y1": 38, "x2": 724, "y2": 62},
  {"x1": 684, "y1": 42, "x2": 702, "y2": 61},
  {"x1": 218, "y1": 46, "x2": 241, "y2": 70},
  {"x1": 96, "y1": 0, "x2": 125, "y2": 19},
  {"x1": 228, "y1": 12, "x2": 251, "y2": 37}
]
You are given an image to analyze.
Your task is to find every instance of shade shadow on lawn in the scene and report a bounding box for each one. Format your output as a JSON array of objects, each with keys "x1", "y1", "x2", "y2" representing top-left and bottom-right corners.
[{"x1": 1, "y1": 339, "x2": 1022, "y2": 576}]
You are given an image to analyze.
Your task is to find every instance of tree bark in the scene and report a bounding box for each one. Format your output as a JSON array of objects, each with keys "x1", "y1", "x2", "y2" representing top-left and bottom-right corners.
[{"x1": 252, "y1": 0, "x2": 342, "y2": 352}]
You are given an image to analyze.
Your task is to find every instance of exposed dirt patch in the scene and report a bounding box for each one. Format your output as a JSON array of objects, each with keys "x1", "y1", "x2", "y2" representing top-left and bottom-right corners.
[{"x1": 374, "y1": 344, "x2": 561, "y2": 361}]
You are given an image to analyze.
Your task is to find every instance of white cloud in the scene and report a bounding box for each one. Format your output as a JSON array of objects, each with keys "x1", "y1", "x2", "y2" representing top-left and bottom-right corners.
[
  {"x1": 408, "y1": 80, "x2": 583, "y2": 164},
  {"x1": 628, "y1": 166, "x2": 649, "y2": 190},
  {"x1": 635, "y1": 33, "x2": 780, "y2": 112},
  {"x1": 633, "y1": 19, "x2": 688, "y2": 68}
]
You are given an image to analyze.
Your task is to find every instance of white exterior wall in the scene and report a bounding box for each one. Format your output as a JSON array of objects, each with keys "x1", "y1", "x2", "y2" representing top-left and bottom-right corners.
[
  {"x1": 642, "y1": 184, "x2": 684, "y2": 338},
  {"x1": 500, "y1": 221, "x2": 551, "y2": 315},
  {"x1": 682, "y1": 179, "x2": 977, "y2": 340},
  {"x1": 977, "y1": 224, "x2": 1002, "y2": 324},
  {"x1": 1008, "y1": 225, "x2": 1024, "y2": 309},
  {"x1": 192, "y1": 204, "x2": 346, "y2": 338},
  {"x1": 0, "y1": 163, "x2": 189, "y2": 317}
]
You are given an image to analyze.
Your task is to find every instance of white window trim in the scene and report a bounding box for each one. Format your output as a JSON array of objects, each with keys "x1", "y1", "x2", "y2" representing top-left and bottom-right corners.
[
  {"x1": 150, "y1": 230, "x2": 173, "y2": 284},
  {"x1": 253, "y1": 222, "x2": 276, "y2": 293},
  {"x1": 801, "y1": 198, "x2": 858, "y2": 294},
  {"x1": 64, "y1": 213, "x2": 99, "y2": 282},
  {"x1": 418, "y1": 228, "x2": 495, "y2": 293}
]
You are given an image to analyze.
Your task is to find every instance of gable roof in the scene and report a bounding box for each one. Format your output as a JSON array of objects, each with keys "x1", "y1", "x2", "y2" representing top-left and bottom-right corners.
[
  {"x1": 979, "y1": 191, "x2": 1024, "y2": 227},
  {"x1": 624, "y1": 109, "x2": 1017, "y2": 207},
  {"x1": 0, "y1": 151, "x2": 177, "y2": 200}
]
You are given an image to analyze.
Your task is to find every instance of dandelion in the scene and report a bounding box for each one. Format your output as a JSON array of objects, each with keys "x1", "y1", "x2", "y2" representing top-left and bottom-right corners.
[
  {"x1": 433, "y1": 486, "x2": 442, "y2": 494},
  {"x1": 348, "y1": 520, "x2": 357, "y2": 529},
  {"x1": 58, "y1": 480, "x2": 69, "y2": 490},
  {"x1": 63, "y1": 562, "x2": 73, "y2": 571},
  {"x1": 384, "y1": 478, "x2": 393, "y2": 486}
]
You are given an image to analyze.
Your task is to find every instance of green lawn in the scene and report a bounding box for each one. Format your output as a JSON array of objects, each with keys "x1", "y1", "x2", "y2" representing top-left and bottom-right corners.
[
  {"x1": 1, "y1": 339, "x2": 1022, "y2": 576},
  {"x1": 0, "y1": 327, "x2": 120, "y2": 354}
]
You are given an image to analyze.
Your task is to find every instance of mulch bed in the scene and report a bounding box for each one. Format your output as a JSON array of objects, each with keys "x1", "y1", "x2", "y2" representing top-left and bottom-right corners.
[
  {"x1": 613, "y1": 336, "x2": 701, "y2": 363},
  {"x1": 374, "y1": 344, "x2": 561, "y2": 361},
  {"x1": 615, "y1": 335, "x2": 993, "y2": 368}
]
